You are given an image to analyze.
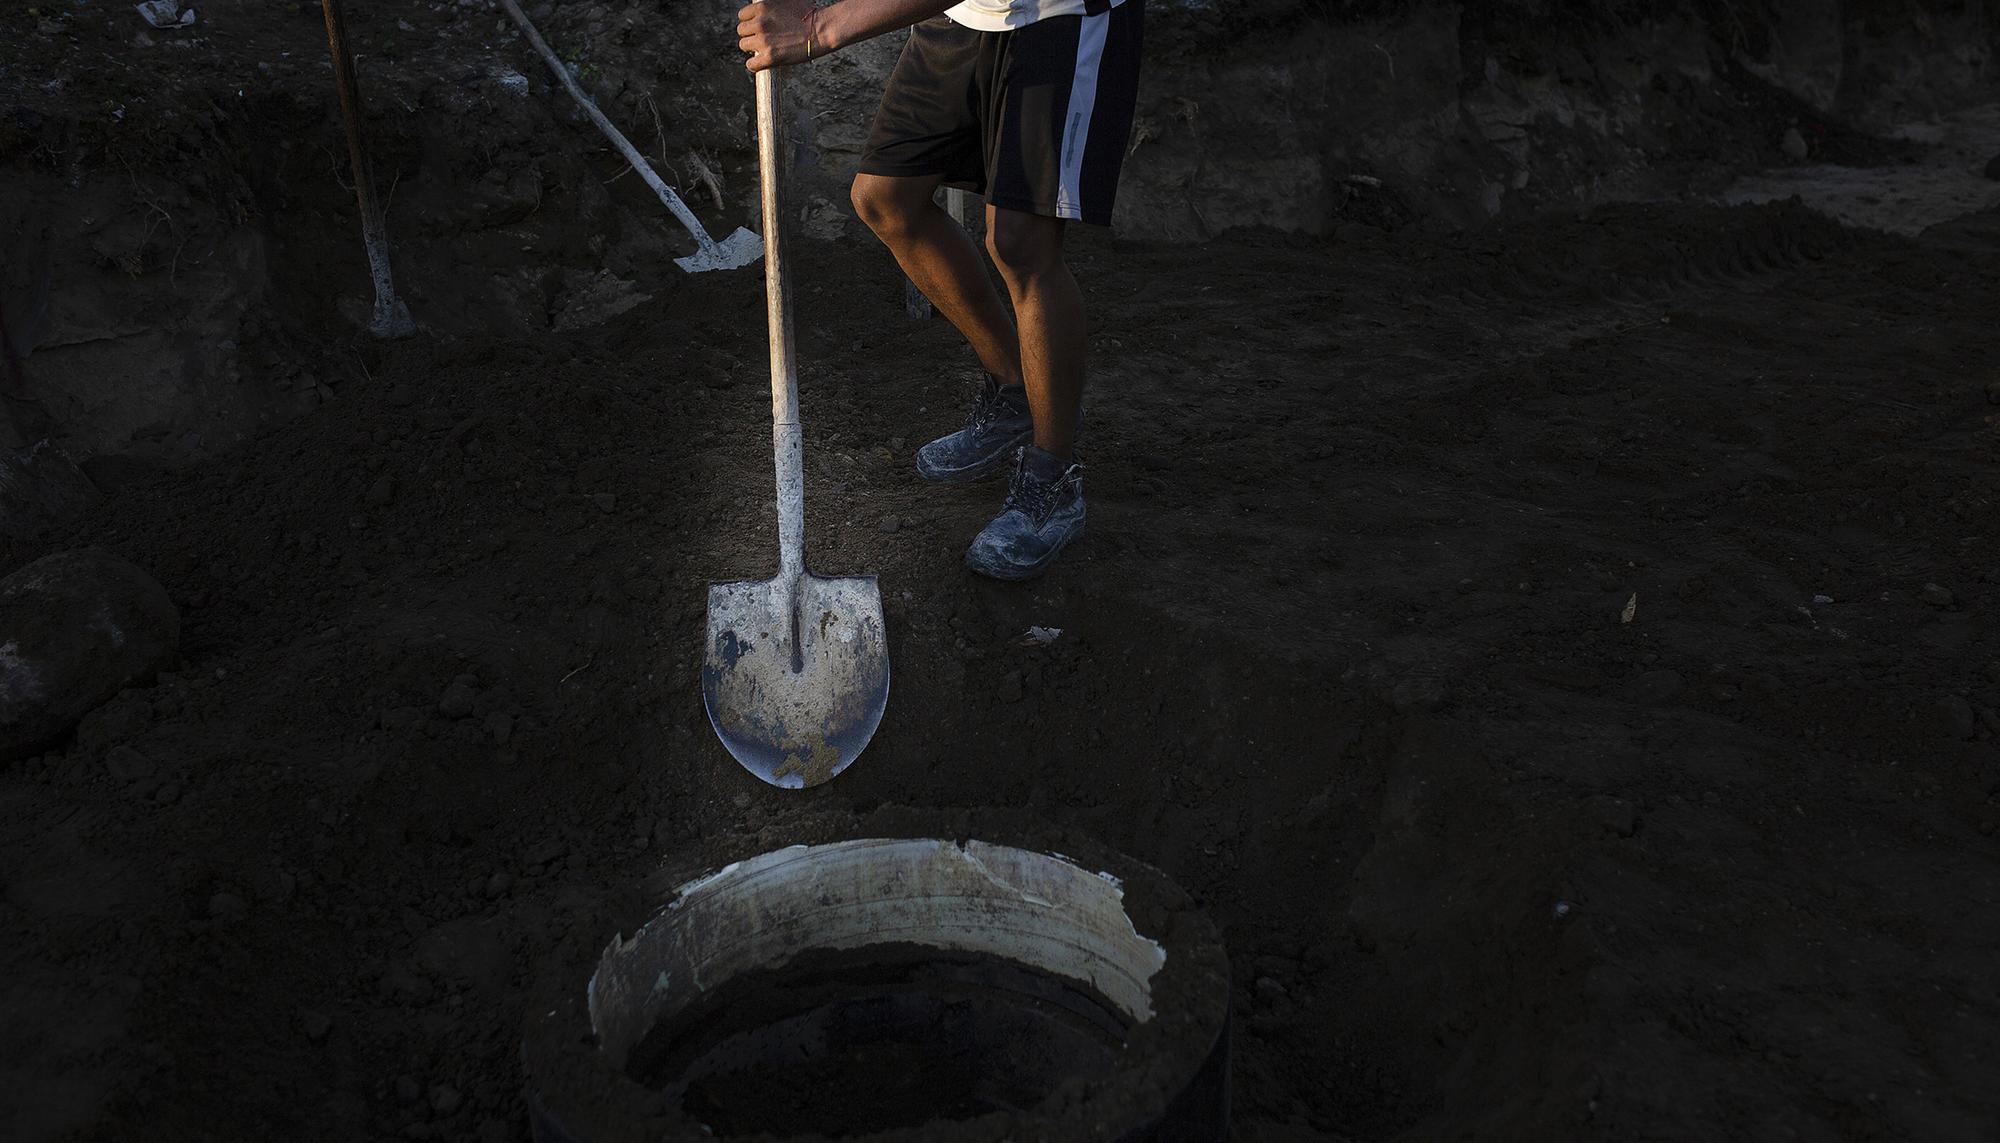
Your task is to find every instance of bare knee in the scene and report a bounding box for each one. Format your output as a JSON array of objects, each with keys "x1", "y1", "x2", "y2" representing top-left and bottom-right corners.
[
  {"x1": 985, "y1": 210, "x2": 1065, "y2": 286},
  {"x1": 850, "y1": 174, "x2": 926, "y2": 241}
]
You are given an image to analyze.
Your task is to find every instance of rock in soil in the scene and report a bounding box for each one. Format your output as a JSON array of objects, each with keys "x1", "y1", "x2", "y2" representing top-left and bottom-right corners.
[{"x1": 0, "y1": 549, "x2": 178, "y2": 763}]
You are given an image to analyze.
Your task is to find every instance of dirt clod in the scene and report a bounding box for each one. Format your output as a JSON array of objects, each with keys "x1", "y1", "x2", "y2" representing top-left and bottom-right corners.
[
  {"x1": 1939, "y1": 695, "x2": 1979, "y2": 740},
  {"x1": 439, "y1": 680, "x2": 480, "y2": 720},
  {"x1": 302, "y1": 1010, "x2": 333, "y2": 1044},
  {"x1": 105, "y1": 745, "x2": 155, "y2": 782}
]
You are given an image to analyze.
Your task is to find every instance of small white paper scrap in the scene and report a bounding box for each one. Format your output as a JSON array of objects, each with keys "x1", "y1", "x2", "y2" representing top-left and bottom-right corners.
[{"x1": 136, "y1": 2, "x2": 196, "y2": 30}]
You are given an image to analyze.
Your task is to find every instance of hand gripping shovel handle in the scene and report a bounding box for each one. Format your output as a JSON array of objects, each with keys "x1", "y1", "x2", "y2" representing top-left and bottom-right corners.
[{"x1": 756, "y1": 68, "x2": 806, "y2": 583}]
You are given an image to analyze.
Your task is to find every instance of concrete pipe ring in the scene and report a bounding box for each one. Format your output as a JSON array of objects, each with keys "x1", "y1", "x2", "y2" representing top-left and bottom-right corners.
[{"x1": 522, "y1": 827, "x2": 1230, "y2": 1142}]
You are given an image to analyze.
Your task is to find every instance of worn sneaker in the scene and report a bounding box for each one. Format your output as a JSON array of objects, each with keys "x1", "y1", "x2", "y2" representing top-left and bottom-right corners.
[
  {"x1": 964, "y1": 446, "x2": 1085, "y2": 581},
  {"x1": 915, "y1": 374, "x2": 1033, "y2": 484}
]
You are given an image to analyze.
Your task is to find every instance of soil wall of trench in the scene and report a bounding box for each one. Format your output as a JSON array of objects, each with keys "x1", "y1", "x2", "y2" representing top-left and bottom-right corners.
[{"x1": 1, "y1": 0, "x2": 1997, "y2": 500}]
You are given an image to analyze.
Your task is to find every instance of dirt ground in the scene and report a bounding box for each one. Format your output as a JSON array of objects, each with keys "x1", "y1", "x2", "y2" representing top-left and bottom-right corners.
[{"x1": 5, "y1": 3, "x2": 2000, "y2": 1142}]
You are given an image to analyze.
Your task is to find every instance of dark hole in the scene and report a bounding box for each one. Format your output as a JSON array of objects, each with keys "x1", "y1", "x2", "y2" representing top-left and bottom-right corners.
[{"x1": 624, "y1": 942, "x2": 1132, "y2": 1137}]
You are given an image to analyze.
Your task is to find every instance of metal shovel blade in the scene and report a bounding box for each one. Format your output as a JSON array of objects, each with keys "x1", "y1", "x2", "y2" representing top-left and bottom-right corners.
[
  {"x1": 702, "y1": 572, "x2": 889, "y2": 788},
  {"x1": 674, "y1": 227, "x2": 764, "y2": 274}
]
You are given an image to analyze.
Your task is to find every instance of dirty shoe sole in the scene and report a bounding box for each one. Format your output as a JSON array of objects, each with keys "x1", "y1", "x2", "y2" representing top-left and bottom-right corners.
[
  {"x1": 915, "y1": 429, "x2": 1034, "y2": 484},
  {"x1": 965, "y1": 523, "x2": 1085, "y2": 582}
]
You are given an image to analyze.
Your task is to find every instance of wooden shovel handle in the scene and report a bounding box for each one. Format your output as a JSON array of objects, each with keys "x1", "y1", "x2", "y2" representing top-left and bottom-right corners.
[{"x1": 756, "y1": 68, "x2": 806, "y2": 579}]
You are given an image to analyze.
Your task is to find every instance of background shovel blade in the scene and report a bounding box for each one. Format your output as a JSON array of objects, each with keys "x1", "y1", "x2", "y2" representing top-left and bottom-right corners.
[
  {"x1": 702, "y1": 573, "x2": 889, "y2": 788},
  {"x1": 674, "y1": 227, "x2": 764, "y2": 274}
]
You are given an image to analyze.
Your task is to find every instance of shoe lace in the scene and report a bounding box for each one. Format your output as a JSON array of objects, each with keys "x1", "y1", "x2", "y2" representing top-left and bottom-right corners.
[
  {"x1": 965, "y1": 381, "x2": 1007, "y2": 429},
  {"x1": 1003, "y1": 454, "x2": 1066, "y2": 523}
]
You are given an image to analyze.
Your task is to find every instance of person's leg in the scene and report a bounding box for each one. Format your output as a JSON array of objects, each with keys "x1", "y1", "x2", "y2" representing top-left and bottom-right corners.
[
  {"x1": 958, "y1": 2, "x2": 1143, "y2": 579},
  {"x1": 960, "y1": 205, "x2": 1087, "y2": 581},
  {"x1": 850, "y1": 172, "x2": 1022, "y2": 389},
  {"x1": 983, "y1": 205, "x2": 1082, "y2": 459}
]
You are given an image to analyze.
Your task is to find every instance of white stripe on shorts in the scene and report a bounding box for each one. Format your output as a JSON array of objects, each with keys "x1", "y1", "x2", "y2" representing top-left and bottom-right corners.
[{"x1": 1054, "y1": 12, "x2": 1111, "y2": 221}]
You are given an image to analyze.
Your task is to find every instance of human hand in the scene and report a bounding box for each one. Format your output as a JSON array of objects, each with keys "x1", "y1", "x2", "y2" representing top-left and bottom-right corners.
[{"x1": 738, "y1": 0, "x2": 818, "y2": 72}]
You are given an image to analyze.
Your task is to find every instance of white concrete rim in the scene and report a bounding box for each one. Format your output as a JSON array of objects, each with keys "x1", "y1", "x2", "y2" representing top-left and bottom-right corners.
[{"x1": 586, "y1": 837, "x2": 1168, "y2": 1070}]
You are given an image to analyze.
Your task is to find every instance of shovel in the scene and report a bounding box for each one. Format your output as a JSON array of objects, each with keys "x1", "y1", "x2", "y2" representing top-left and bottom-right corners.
[
  {"x1": 497, "y1": 0, "x2": 762, "y2": 273},
  {"x1": 320, "y1": 0, "x2": 415, "y2": 336},
  {"x1": 702, "y1": 69, "x2": 889, "y2": 788}
]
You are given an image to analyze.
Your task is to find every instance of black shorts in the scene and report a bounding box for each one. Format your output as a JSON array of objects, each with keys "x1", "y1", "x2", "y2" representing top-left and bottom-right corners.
[{"x1": 858, "y1": 3, "x2": 1145, "y2": 226}]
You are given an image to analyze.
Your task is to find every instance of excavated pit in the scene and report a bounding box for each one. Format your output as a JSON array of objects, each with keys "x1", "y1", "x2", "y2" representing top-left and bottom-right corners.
[
  {"x1": 625, "y1": 943, "x2": 1132, "y2": 1136},
  {"x1": 523, "y1": 836, "x2": 1232, "y2": 1143}
]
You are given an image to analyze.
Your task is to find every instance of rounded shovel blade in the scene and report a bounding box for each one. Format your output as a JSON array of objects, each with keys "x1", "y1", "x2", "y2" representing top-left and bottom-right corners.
[{"x1": 702, "y1": 573, "x2": 889, "y2": 788}]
